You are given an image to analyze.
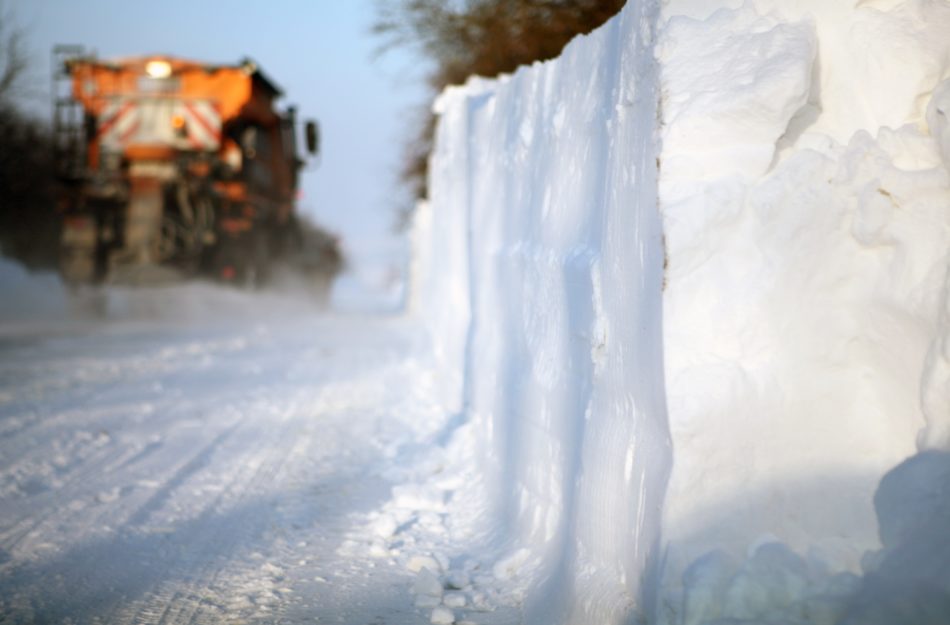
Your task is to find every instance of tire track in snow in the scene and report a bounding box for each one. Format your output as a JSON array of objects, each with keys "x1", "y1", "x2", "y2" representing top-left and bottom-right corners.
[
  {"x1": 0, "y1": 395, "x2": 291, "y2": 623},
  {"x1": 0, "y1": 400, "x2": 225, "y2": 558},
  {"x1": 0, "y1": 332, "x2": 257, "y2": 558},
  {"x1": 123, "y1": 423, "x2": 242, "y2": 530},
  {"x1": 0, "y1": 316, "x2": 447, "y2": 624},
  {"x1": 114, "y1": 396, "x2": 317, "y2": 624}
]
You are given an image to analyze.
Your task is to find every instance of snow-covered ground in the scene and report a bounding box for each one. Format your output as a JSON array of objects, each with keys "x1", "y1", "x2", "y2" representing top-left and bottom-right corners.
[{"x1": 0, "y1": 265, "x2": 532, "y2": 624}]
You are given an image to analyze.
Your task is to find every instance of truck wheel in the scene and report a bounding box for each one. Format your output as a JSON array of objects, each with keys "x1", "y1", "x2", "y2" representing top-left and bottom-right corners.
[
  {"x1": 251, "y1": 230, "x2": 271, "y2": 287},
  {"x1": 60, "y1": 215, "x2": 99, "y2": 284}
]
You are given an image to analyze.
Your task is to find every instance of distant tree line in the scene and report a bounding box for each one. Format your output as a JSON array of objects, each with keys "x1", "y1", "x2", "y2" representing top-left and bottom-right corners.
[
  {"x1": 0, "y1": 8, "x2": 60, "y2": 270},
  {"x1": 374, "y1": 0, "x2": 626, "y2": 205},
  {"x1": 0, "y1": 108, "x2": 59, "y2": 270}
]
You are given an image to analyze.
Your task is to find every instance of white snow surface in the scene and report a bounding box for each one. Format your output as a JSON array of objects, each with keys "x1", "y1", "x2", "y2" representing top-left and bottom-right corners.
[
  {"x1": 0, "y1": 272, "x2": 527, "y2": 624},
  {"x1": 657, "y1": 2, "x2": 950, "y2": 621}
]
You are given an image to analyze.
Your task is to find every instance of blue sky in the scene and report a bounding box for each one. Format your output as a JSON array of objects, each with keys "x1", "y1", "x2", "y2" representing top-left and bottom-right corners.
[{"x1": 13, "y1": 0, "x2": 429, "y2": 271}]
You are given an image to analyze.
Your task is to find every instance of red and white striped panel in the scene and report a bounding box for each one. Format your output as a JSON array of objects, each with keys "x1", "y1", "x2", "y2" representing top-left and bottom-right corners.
[
  {"x1": 180, "y1": 100, "x2": 221, "y2": 150},
  {"x1": 96, "y1": 100, "x2": 140, "y2": 150},
  {"x1": 96, "y1": 98, "x2": 221, "y2": 152}
]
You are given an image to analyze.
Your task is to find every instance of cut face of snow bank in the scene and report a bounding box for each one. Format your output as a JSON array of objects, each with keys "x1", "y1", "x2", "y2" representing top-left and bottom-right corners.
[
  {"x1": 417, "y1": 0, "x2": 950, "y2": 622},
  {"x1": 419, "y1": 0, "x2": 670, "y2": 622},
  {"x1": 658, "y1": 0, "x2": 950, "y2": 621}
]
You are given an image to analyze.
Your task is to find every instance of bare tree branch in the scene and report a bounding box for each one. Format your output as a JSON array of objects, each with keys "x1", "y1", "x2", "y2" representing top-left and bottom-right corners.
[
  {"x1": 0, "y1": 2, "x2": 30, "y2": 106},
  {"x1": 372, "y1": 0, "x2": 627, "y2": 202}
]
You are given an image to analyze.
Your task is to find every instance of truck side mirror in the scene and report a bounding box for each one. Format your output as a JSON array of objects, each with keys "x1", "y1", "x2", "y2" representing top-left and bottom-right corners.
[{"x1": 305, "y1": 120, "x2": 319, "y2": 156}]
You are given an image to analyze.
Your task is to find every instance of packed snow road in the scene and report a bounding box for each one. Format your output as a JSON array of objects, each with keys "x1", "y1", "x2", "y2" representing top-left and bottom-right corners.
[{"x1": 0, "y1": 291, "x2": 518, "y2": 624}]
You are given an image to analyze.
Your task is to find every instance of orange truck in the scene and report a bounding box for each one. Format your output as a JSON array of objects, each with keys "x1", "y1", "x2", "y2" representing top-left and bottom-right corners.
[{"x1": 52, "y1": 46, "x2": 341, "y2": 289}]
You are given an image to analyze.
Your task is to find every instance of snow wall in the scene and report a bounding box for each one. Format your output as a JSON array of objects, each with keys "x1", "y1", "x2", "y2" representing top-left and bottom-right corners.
[
  {"x1": 419, "y1": 1, "x2": 671, "y2": 621},
  {"x1": 416, "y1": 0, "x2": 950, "y2": 622}
]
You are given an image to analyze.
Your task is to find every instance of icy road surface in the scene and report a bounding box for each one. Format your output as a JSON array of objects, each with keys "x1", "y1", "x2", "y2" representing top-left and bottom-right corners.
[{"x1": 0, "y1": 300, "x2": 520, "y2": 624}]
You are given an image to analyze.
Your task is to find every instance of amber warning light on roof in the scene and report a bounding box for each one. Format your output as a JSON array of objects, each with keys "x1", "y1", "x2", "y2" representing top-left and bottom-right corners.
[{"x1": 145, "y1": 60, "x2": 172, "y2": 79}]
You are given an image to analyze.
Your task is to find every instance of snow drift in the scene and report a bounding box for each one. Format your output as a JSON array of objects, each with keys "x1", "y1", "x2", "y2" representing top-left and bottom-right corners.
[
  {"x1": 657, "y1": 1, "x2": 950, "y2": 622},
  {"x1": 417, "y1": 1, "x2": 670, "y2": 621},
  {"x1": 416, "y1": 0, "x2": 950, "y2": 622}
]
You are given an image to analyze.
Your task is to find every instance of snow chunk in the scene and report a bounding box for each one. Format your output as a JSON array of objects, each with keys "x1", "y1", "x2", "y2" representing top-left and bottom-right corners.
[
  {"x1": 668, "y1": 453, "x2": 950, "y2": 623},
  {"x1": 679, "y1": 550, "x2": 740, "y2": 622},
  {"x1": 371, "y1": 513, "x2": 399, "y2": 538},
  {"x1": 415, "y1": 594, "x2": 442, "y2": 609},
  {"x1": 407, "y1": 554, "x2": 444, "y2": 575},
  {"x1": 392, "y1": 483, "x2": 446, "y2": 512},
  {"x1": 430, "y1": 607, "x2": 455, "y2": 624},
  {"x1": 673, "y1": 542, "x2": 860, "y2": 624},
  {"x1": 443, "y1": 592, "x2": 467, "y2": 608},
  {"x1": 491, "y1": 548, "x2": 531, "y2": 581},
  {"x1": 412, "y1": 568, "x2": 444, "y2": 599},
  {"x1": 445, "y1": 570, "x2": 470, "y2": 590},
  {"x1": 719, "y1": 542, "x2": 810, "y2": 619},
  {"x1": 368, "y1": 540, "x2": 389, "y2": 559},
  {"x1": 469, "y1": 590, "x2": 495, "y2": 612}
]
